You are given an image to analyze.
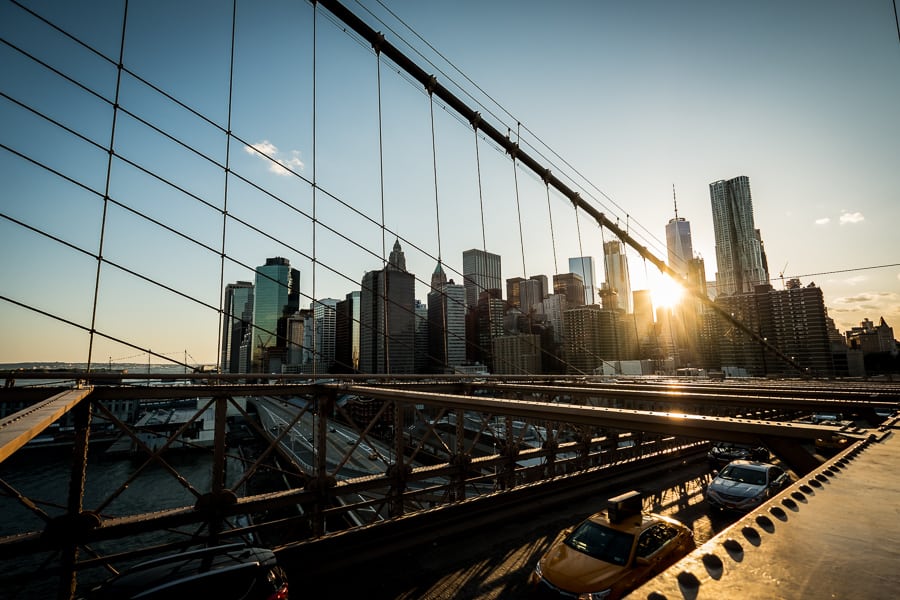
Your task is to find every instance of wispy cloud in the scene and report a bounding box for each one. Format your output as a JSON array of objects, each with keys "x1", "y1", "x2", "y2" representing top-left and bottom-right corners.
[
  {"x1": 814, "y1": 217, "x2": 830, "y2": 225},
  {"x1": 839, "y1": 211, "x2": 864, "y2": 225},
  {"x1": 244, "y1": 140, "x2": 304, "y2": 176}
]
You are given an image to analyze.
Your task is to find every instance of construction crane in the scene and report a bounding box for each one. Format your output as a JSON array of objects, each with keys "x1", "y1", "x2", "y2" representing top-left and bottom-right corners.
[{"x1": 779, "y1": 262, "x2": 788, "y2": 288}]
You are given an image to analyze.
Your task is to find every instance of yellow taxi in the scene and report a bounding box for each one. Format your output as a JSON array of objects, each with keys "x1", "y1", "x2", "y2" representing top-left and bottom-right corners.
[{"x1": 528, "y1": 491, "x2": 695, "y2": 600}]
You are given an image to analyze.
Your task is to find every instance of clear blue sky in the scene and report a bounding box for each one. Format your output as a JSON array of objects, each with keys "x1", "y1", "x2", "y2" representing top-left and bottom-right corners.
[{"x1": 1, "y1": 0, "x2": 898, "y2": 365}]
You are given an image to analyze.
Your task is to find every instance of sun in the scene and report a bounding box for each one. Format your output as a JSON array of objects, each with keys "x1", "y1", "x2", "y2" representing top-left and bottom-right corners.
[{"x1": 651, "y1": 275, "x2": 685, "y2": 311}]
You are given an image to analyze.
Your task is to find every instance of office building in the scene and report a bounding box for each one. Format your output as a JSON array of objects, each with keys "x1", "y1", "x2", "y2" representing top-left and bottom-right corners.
[
  {"x1": 714, "y1": 281, "x2": 833, "y2": 376},
  {"x1": 709, "y1": 176, "x2": 770, "y2": 296},
  {"x1": 553, "y1": 272, "x2": 585, "y2": 307},
  {"x1": 311, "y1": 298, "x2": 338, "y2": 373},
  {"x1": 334, "y1": 291, "x2": 360, "y2": 373},
  {"x1": 492, "y1": 334, "x2": 542, "y2": 375},
  {"x1": 603, "y1": 240, "x2": 632, "y2": 313},
  {"x1": 220, "y1": 281, "x2": 254, "y2": 374},
  {"x1": 251, "y1": 257, "x2": 300, "y2": 372},
  {"x1": 568, "y1": 256, "x2": 597, "y2": 305},
  {"x1": 427, "y1": 263, "x2": 467, "y2": 373},
  {"x1": 666, "y1": 218, "x2": 693, "y2": 278},
  {"x1": 462, "y1": 249, "x2": 502, "y2": 309},
  {"x1": 359, "y1": 239, "x2": 416, "y2": 374}
]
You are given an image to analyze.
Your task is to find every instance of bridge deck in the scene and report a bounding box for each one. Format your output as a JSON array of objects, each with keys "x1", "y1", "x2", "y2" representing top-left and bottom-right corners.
[{"x1": 632, "y1": 420, "x2": 900, "y2": 599}]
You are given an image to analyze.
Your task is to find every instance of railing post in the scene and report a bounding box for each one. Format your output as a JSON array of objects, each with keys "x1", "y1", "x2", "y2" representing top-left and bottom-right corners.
[
  {"x1": 386, "y1": 399, "x2": 407, "y2": 517},
  {"x1": 57, "y1": 395, "x2": 92, "y2": 600}
]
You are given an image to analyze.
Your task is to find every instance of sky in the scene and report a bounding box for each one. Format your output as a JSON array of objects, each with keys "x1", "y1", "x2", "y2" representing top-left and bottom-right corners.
[{"x1": 1, "y1": 0, "x2": 899, "y2": 365}]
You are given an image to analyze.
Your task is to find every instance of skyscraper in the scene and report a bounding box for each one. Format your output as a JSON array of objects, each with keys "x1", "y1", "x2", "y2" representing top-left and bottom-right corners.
[
  {"x1": 665, "y1": 187, "x2": 694, "y2": 278},
  {"x1": 553, "y1": 273, "x2": 585, "y2": 307},
  {"x1": 359, "y1": 239, "x2": 416, "y2": 374},
  {"x1": 462, "y1": 249, "x2": 502, "y2": 309},
  {"x1": 568, "y1": 256, "x2": 597, "y2": 305},
  {"x1": 666, "y1": 218, "x2": 693, "y2": 278},
  {"x1": 251, "y1": 257, "x2": 299, "y2": 372},
  {"x1": 312, "y1": 298, "x2": 338, "y2": 373},
  {"x1": 603, "y1": 240, "x2": 632, "y2": 313},
  {"x1": 709, "y1": 176, "x2": 770, "y2": 296},
  {"x1": 334, "y1": 291, "x2": 360, "y2": 373},
  {"x1": 427, "y1": 263, "x2": 467, "y2": 373},
  {"x1": 220, "y1": 281, "x2": 254, "y2": 374}
]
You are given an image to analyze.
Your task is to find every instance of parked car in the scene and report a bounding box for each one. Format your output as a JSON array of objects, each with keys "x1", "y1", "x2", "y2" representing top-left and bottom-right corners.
[
  {"x1": 83, "y1": 543, "x2": 289, "y2": 600},
  {"x1": 529, "y1": 490, "x2": 695, "y2": 600},
  {"x1": 707, "y1": 441, "x2": 769, "y2": 468},
  {"x1": 706, "y1": 460, "x2": 791, "y2": 512}
]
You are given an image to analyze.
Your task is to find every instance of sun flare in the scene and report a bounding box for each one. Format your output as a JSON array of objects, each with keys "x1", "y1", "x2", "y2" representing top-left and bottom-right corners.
[{"x1": 652, "y1": 276, "x2": 684, "y2": 310}]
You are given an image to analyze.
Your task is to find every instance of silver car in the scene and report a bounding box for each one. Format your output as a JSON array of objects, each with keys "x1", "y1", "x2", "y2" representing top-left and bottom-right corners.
[{"x1": 706, "y1": 460, "x2": 791, "y2": 512}]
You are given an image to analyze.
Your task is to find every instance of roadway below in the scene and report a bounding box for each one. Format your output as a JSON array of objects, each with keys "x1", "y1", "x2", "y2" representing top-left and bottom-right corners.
[{"x1": 285, "y1": 451, "x2": 730, "y2": 599}]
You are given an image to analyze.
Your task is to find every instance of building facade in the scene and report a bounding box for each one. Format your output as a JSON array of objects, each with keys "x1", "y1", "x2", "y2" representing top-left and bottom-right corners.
[
  {"x1": 568, "y1": 256, "x2": 597, "y2": 305},
  {"x1": 359, "y1": 240, "x2": 416, "y2": 374},
  {"x1": 462, "y1": 248, "x2": 502, "y2": 310},
  {"x1": 220, "y1": 281, "x2": 254, "y2": 374},
  {"x1": 709, "y1": 176, "x2": 769, "y2": 296},
  {"x1": 251, "y1": 257, "x2": 300, "y2": 373},
  {"x1": 603, "y1": 240, "x2": 632, "y2": 313}
]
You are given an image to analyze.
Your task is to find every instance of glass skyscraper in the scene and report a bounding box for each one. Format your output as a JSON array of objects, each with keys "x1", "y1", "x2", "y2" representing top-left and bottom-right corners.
[
  {"x1": 709, "y1": 176, "x2": 769, "y2": 296},
  {"x1": 568, "y1": 256, "x2": 597, "y2": 305},
  {"x1": 220, "y1": 281, "x2": 254, "y2": 373},
  {"x1": 602, "y1": 241, "x2": 632, "y2": 313},
  {"x1": 251, "y1": 257, "x2": 300, "y2": 372}
]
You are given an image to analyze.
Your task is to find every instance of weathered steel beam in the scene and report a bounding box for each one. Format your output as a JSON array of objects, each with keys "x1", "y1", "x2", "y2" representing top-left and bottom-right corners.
[
  {"x1": 336, "y1": 384, "x2": 868, "y2": 444},
  {"x1": 0, "y1": 388, "x2": 93, "y2": 462}
]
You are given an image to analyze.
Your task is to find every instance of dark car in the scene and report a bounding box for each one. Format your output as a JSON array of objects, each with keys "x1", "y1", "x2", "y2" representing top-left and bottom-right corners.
[
  {"x1": 707, "y1": 441, "x2": 769, "y2": 468},
  {"x1": 84, "y1": 543, "x2": 288, "y2": 600},
  {"x1": 706, "y1": 460, "x2": 791, "y2": 512}
]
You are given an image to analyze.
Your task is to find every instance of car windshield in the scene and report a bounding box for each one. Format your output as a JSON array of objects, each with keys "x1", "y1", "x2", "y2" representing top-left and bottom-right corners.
[
  {"x1": 564, "y1": 520, "x2": 635, "y2": 566},
  {"x1": 719, "y1": 465, "x2": 766, "y2": 485}
]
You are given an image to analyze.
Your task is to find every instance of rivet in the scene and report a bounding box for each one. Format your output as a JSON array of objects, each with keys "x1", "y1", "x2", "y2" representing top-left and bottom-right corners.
[
  {"x1": 702, "y1": 553, "x2": 724, "y2": 580},
  {"x1": 677, "y1": 571, "x2": 701, "y2": 589},
  {"x1": 755, "y1": 515, "x2": 775, "y2": 532},
  {"x1": 742, "y1": 526, "x2": 761, "y2": 546},
  {"x1": 770, "y1": 506, "x2": 788, "y2": 520}
]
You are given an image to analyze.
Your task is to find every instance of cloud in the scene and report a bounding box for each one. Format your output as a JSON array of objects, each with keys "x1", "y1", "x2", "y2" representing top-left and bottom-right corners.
[
  {"x1": 814, "y1": 217, "x2": 830, "y2": 225},
  {"x1": 839, "y1": 211, "x2": 864, "y2": 225},
  {"x1": 243, "y1": 140, "x2": 304, "y2": 176}
]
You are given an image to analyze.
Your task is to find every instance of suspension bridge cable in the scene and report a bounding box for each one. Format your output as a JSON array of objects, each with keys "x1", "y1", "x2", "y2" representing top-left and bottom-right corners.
[
  {"x1": 360, "y1": 0, "x2": 670, "y2": 260},
  {"x1": 217, "y1": 0, "x2": 238, "y2": 374},
  {"x1": 86, "y1": 0, "x2": 130, "y2": 373}
]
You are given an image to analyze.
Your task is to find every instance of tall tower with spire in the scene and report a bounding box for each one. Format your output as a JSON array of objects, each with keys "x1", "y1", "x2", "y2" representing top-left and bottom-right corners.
[
  {"x1": 359, "y1": 239, "x2": 415, "y2": 373},
  {"x1": 666, "y1": 185, "x2": 693, "y2": 278}
]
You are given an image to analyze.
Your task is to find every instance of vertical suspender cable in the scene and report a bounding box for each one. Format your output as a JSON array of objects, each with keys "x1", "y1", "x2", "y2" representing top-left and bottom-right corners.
[
  {"x1": 87, "y1": 0, "x2": 130, "y2": 370},
  {"x1": 428, "y1": 90, "x2": 448, "y2": 371},
  {"x1": 312, "y1": 3, "x2": 319, "y2": 376},
  {"x1": 375, "y1": 44, "x2": 389, "y2": 373},
  {"x1": 216, "y1": 0, "x2": 238, "y2": 375},
  {"x1": 472, "y1": 123, "x2": 493, "y2": 368}
]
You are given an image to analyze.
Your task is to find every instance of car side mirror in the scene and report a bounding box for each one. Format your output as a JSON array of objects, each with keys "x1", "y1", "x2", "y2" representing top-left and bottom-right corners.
[{"x1": 635, "y1": 556, "x2": 650, "y2": 566}]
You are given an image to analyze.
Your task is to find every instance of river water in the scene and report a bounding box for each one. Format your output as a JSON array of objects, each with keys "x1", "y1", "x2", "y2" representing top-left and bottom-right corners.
[{"x1": 0, "y1": 442, "x2": 245, "y2": 598}]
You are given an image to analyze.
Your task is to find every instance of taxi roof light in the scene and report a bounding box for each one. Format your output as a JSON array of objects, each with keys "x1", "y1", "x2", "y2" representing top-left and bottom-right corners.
[{"x1": 607, "y1": 490, "x2": 642, "y2": 524}]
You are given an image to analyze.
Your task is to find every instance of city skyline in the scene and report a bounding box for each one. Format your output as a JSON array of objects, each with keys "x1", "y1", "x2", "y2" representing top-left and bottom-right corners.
[{"x1": 2, "y1": 1, "x2": 898, "y2": 365}]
